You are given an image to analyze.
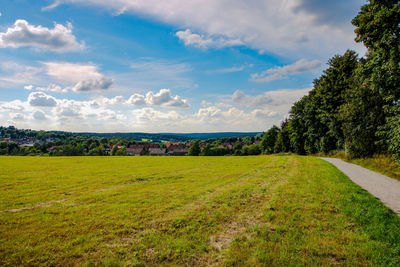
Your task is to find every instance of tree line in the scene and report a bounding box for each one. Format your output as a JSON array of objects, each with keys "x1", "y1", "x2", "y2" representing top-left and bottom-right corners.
[{"x1": 260, "y1": 0, "x2": 400, "y2": 161}]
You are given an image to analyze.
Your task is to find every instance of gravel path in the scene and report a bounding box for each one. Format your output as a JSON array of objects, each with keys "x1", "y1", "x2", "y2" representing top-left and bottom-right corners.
[{"x1": 321, "y1": 157, "x2": 400, "y2": 216}]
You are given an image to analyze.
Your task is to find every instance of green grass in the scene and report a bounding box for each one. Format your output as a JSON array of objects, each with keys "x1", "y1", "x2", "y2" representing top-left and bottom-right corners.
[
  {"x1": 0, "y1": 156, "x2": 399, "y2": 266},
  {"x1": 330, "y1": 152, "x2": 400, "y2": 182}
]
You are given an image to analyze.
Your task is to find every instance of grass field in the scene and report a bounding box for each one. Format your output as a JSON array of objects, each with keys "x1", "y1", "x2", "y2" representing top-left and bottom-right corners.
[{"x1": 0, "y1": 156, "x2": 399, "y2": 266}]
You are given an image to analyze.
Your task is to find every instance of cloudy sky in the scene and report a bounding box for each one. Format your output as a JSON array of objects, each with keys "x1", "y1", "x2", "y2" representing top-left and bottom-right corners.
[{"x1": 0, "y1": 0, "x2": 365, "y2": 133}]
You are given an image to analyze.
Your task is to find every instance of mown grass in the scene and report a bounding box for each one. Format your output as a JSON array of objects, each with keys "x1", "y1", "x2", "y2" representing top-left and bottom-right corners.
[{"x1": 0, "y1": 156, "x2": 399, "y2": 266}]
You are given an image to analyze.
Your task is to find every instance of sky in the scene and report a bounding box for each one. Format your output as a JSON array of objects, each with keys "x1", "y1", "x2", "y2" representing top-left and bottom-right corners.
[{"x1": 0, "y1": 0, "x2": 366, "y2": 133}]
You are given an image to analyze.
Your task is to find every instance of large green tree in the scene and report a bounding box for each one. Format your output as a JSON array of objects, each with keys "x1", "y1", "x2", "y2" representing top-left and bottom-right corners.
[
  {"x1": 261, "y1": 125, "x2": 280, "y2": 154},
  {"x1": 344, "y1": 0, "x2": 400, "y2": 157}
]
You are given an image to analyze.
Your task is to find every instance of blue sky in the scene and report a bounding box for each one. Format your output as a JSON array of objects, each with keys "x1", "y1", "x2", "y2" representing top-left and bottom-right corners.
[{"x1": 0, "y1": 0, "x2": 365, "y2": 132}]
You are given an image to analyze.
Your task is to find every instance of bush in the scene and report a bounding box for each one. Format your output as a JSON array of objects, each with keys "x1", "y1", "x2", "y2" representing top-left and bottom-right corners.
[{"x1": 242, "y1": 144, "x2": 261, "y2": 155}]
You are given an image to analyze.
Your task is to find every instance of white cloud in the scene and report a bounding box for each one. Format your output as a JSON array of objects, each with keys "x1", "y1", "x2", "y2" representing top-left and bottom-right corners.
[
  {"x1": 11, "y1": 113, "x2": 25, "y2": 121},
  {"x1": 0, "y1": 62, "x2": 42, "y2": 85},
  {"x1": 208, "y1": 63, "x2": 254, "y2": 75},
  {"x1": 42, "y1": 1, "x2": 62, "y2": 11},
  {"x1": 72, "y1": 77, "x2": 113, "y2": 92},
  {"x1": 99, "y1": 89, "x2": 190, "y2": 108},
  {"x1": 42, "y1": 62, "x2": 103, "y2": 83},
  {"x1": 33, "y1": 110, "x2": 47, "y2": 120},
  {"x1": 0, "y1": 20, "x2": 83, "y2": 52},
  {"x1": 0, "y1": 100, "x2": 25, "y2": 112},
  {"x1": 127, "y1": 94, "x2": 146, "y2": 106},
  {"x1": 232, "y1": 88, "x2": 310, "y2": 108},
  {"x1": 42, "y1": 61, "x2": 113, "y2": 92},
  {"x1": 46, "y1": 0, "x2": 365, "y2": 57},
  {"x1": 0, "y1": 87, "x2": 309, "y2": 132},
  {"x1": 175, "y1": 29, "x2": 243, "y2": 49},
  {"x1": 119, "y1": 58, "x2": 194, "y2": 90},
  {"x1": 24, "y1": 85, "x2": 34, "y2": 91},
  {"x1": 250, "y1": 59, "x2": 322, "y2": 82},
  {"x1": 232, "y1": 90, "x2": 272, "y2": 107},
  {"x1": 145, "y1": 89, "x2": 189, "y2": 108},
  {"x1": 134, "y1": 108, "x2": 182, "y2": 122},
  {"x1": 36, "y1": 84, "x2": 69, "y2": 93},
  {"x1": 28, "y1": 92, "x2": 57, "y2": 107},
  {"x1": 251, "y1": 109, "x2": 279, "y2": 119},
  {"x1": 201, "y1": 100, "x2": 212, "y2": 107}
]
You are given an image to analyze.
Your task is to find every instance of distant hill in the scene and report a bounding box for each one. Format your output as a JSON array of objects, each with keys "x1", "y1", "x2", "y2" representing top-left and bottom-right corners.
[
  {"x1": 78, "y1": 132, "x2": 262, "y2": 142},
  {"x1": 1, "y1": 126, "x2": 262, "y2": 142},
  {"x1": 160, "y1": 132, "x2": 262, "y2": 140}
]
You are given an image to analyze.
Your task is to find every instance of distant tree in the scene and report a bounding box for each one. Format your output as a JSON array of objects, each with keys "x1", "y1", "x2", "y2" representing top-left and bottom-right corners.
[
  {"x1": 110, "y1": 145, "x2": 119, "y2": 156},
  {"x1": 200, "y1": 143, "x2": 212, "y2": 156},
  {"x1": 242, "y1": 144, "x2": 261, "y2": 156},
  {"x1": 188, "y1": 140, "x2": 201, "y2": 156},
  {"x1": 288, "y1": 97, "x2": 307, "y2": 155},
  {"x1": 115, "y1": 146, "x2": 127, "y2": 156},
  {"x1": 261, "y1": 125, "x2": 280, "y2": 154},
  {"x1": 274, "y1": 121, "x2": 291, "y2": 153}
]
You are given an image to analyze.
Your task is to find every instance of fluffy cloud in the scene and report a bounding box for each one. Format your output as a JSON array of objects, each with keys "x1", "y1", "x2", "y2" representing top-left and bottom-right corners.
[
  {"x1": 100, "y1": 89, "x2": 190, "y2": 108},
  {"x1": 0, "y1": 87, "x2": 309, "y2": 132},
  {"x1": 43, "y1": 62, "x2": 102, "y2": 83},
  {"x1": 11, "y1": 113, "x2": 25, "y2": 121},
  {"x1": 36, "y1": 84, "x2": 68, "y2": 93},
  {"x1": 33, "y1": 110, "x2": 47, "y2": 120},
  {"x1": 28, "y1": 92, "x2": 57, "y2": 107},
  {"x1": 0, "y1": 62, "x2": 42, "y2": 85},
  {"x1": 72, "y1": 77, "x2": 113, "y2": 92},
  {"x1": 46, "y1": 0, "x2": 365, "y2": 57},
  {"x1": 0, "y1": 20, "x2": 83, "y2": 52},
  {"x1": 232, "y1": 90, "x2": 272, "y2": 107},
  {"x1": 0, "y1": 100, "x2": 25, "y2": 112},
  {"x1": 250, "y1": 59, "x2": 322, "y2": 82},
  {"x1": 145, "y1": 89, "x2": 189, "y2": 108},
  {"x1": 134, "y1": 108, "x2": 182, "y2": 122},
  {"x1": 42, "y1": 62, "x2": 113, "y2": 92},
  {"x1": 127, "y1": 94, "x2": 146, "y2": 106},
  {"x1": 232, "y1": 88, "x2": 310, "y2": 108},
  {"x1": 175, "y1": 29, "x2": 243, "y2": 49}
]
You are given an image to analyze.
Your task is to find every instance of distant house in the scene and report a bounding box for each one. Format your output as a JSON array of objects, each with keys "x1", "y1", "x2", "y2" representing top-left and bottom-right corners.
[
  {"x1": 167, "y1": 144, "x2": 189, "y2": 156},
  {"x1": 110, "y1": 144, "x2": 124, "y2": 150},
  {"x1": 145, "y1": 143, "x2": 161, "y2": 149},
  {"x1": 166, "y1": 142, "x2": 180, "y2": 148},
  {"x1": 219, "y1": 143, "x2": 234, "y2": 150},
  {"x1": 46, "y1": 138, "x2": 56, "y2": 143},
  {"x1": 126, "y1": 145, "x2": 146, "y2": 156},
  {"x1": 148, "y1": 148, "x2": 167, "y2": 156},
  {"x1": 48, "y1": 146, "x2": 57, "y2": 152}
]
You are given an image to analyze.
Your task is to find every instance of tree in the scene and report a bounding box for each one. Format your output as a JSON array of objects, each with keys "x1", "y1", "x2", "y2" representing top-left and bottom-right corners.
[
  {"x1": 188, "y1": 140, "x2": 201, "y2": 156},
  {"x1": 115, "y1": 146, "x2": 127, "y2": 156},
  {"x1": 200, "y1": 143, "x2": 212, "y2": 156},
  {"x1": 261, "y1": 125, "x2": 280, "y2": 154},
  {"x1": 242, "y1": 144, "x2": 261, "y2": 156},
  {"x1": 110, "y1": 145, "x2": 119, "y2": 156},
  {"x1": 288, "y1": 97, "x2": 308, "y2": 155},
  {"x1": 385, "y1": 106, "x2": 400, "y2": 162},
  {"x1": 274, "y1": 120, "x2": 291, "y2": 153},
  {"x1": 345, "y1": 0, "x2": 400, "y2": 157}
]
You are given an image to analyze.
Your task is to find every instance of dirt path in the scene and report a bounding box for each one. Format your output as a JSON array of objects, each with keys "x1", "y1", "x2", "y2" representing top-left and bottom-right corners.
[{"x1": 321, "y1": 157, "x2": 400, "y2": 216}]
